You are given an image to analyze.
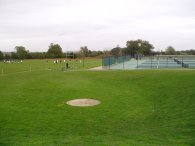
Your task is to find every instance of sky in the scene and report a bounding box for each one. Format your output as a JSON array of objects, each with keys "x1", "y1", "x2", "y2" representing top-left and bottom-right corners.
[{"x1": 0, "y1": 0, "x2": 195, "y2": 52}]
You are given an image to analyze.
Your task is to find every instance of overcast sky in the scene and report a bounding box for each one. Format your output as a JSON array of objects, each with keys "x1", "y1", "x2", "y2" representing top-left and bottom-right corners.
[{"x1": 0, "y1": 0, "x2": 195, "y2": 52}]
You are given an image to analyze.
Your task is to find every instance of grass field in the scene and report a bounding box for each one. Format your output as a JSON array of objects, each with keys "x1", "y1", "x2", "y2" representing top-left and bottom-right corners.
[
  {"x1": 0, "y1": 58, "x2": 102, "y2": 75},
  {"x1": 0, "y1": 59, "x2": 195, "y2": 146}
]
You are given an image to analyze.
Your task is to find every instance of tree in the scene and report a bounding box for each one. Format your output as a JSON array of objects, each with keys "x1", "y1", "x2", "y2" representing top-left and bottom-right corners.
[
  {"x1": 30, "y1": 52, "x2": 47, "y2": 59},
  {"x1": 4, "y1": 54, "x2": 11, "y2": 60},
  {"x1": 103, "y1": 50, "x2": 110, "y2": 56},
  {"x1": 110, "y1": 45, "x2": 122, "y2": 56},
  {"x1": 79, "y1": 46, "x2": 89, "y2": 57},
  {"x1": 165, "y1": 46, "x2": 176, "y2": 55},
  {"x1": 0, "y1": 51, "x2": 4, "y2": 60},
  {"x1": 15, "y1": 46, "x2": 29, "y2": 59},
  {"x1": 11, "y1": 52, "x2": 18, "y2": 59},
  {"x1": 47, "y1": 43, "x2": 63, "y2": 58},
  {"x1": 125, "y1": 39, "x2": 154, "y2": 56},
  {"x1": 88, "y1": 50, "x2": 103, "y2": 57}
]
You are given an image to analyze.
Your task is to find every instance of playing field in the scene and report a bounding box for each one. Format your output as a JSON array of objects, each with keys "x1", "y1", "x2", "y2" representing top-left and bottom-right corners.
[
  {"x1": 0, "y1": 59, "x2": 101, "y2": 75},
  {"x1": 0, "y1": 59, "x2": 195, "y2": 146}
]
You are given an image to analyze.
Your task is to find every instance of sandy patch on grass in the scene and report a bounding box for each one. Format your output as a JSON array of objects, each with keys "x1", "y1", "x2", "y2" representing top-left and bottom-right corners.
[{"x1": 67, "y1": 99, "x2": 100, "y2": 107}]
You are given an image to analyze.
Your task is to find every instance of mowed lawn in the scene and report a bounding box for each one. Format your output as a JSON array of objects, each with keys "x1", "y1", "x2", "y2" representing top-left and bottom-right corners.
[
  {"x1": 0, "y1": 58, "x2": 102, "y2": 74},
  {"x1": 0, "y1": 68, "x2": 195, "y2": 145}
]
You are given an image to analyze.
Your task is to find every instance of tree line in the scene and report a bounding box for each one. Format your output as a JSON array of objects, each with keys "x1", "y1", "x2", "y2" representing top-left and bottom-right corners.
[
  {"x1": 0, "y1": 43, "x2": 105, "y2": 60},
  {"x1": 0, "y1": 40, "x2": 194, "y2": 60}
]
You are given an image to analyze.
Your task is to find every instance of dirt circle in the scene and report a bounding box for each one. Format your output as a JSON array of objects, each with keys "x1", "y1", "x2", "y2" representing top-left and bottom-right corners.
[{"x1": 67, "y1": 99, "x2": 100, "y2": 107}]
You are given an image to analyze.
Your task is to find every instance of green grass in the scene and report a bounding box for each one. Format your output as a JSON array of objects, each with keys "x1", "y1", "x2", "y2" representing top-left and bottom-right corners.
[
  {"x1": 0, "y1": 63, "x2": 195, "y2": 145},
  {"x1": 0, "y1": 58, "x2": 101, "y2": 74}
]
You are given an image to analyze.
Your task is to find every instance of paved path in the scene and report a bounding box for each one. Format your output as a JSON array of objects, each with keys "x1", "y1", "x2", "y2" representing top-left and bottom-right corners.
[{"x1": 89, "y1": 66, "x2": 103, "y2": 70}]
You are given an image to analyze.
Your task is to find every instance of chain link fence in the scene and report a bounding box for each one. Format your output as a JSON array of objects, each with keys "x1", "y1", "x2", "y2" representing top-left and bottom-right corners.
[{"x1": 102, "y1": 55, "x2": 195, "y2": 70}]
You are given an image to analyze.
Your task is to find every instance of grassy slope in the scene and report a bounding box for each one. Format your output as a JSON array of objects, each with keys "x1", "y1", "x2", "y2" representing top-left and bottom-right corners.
[{"x1": 0, "y1": 70, "x2": 195, "y2": 146}]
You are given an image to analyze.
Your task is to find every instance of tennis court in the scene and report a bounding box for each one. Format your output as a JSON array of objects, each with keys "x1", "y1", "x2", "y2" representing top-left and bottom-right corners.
[{"x1": 103, "y1": 55, "x2": 195, "y2": 70}]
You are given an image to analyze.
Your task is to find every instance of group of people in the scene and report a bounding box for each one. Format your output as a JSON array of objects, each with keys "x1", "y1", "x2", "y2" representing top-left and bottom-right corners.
[
  {"x1": 53, "y1": 59, "x2": 82, "y2": 64},
  {"x1": 3, "y1": 60, "x2": 23, "y2": 64},
  {"x1": 52, "y1": 59, "x2": 83, "y2": 70},
  {"x1": 53, "y1": 60, "x2": 63, "y2": 64}
]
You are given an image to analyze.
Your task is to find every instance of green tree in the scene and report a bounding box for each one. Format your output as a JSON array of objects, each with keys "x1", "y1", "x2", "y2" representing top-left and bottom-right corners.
[
  {"x1": 165, "y1": 46, "x2": 176, "y2": 55},
  {"x1": 103, "y1": 50, "x2": 110, "y2": 56},
  {"x1": 88, "y1": 50, "x2": 103, "y2": 57},
  {"x1": 125, "y1": 39, "x2": 154, "y2": 56},
  {"x1": 4, "y1": 54, "x2": 11, "y2": 60},
  {"x1": 0, "y1": 51, "x2": 4, "y2": 60},
  {"x1": 79, "y1": 46, "x2": 89, "y2": 57},
  {"x1": 47, "y1": 43, "x2": 63, "y2": 58},
  {"x1": 11, "y1": 52, "x2": 18, "y2": 59},
  {"x1": 15, "y1": 46, "x2": 29, "y2": 59},
  {"x1": 110, "y1": 45, "x2": 122, "y2": 56},
  {"x1": 30, "y1": 52, "x2": 47, "y2": 59}
]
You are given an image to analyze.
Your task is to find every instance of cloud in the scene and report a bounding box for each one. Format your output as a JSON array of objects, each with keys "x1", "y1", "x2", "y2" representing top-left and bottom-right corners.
[{"x1": 0, "y1": 0, "x2": 195, "y2": 52}]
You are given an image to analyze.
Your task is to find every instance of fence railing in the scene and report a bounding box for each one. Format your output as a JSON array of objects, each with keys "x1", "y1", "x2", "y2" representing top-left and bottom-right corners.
[
  {"x1": 102, "y1": 55, "x2": 195, "y2": 70},
  {"x1": 102, "y1": 55, "x2": 131, "y2": 69}
]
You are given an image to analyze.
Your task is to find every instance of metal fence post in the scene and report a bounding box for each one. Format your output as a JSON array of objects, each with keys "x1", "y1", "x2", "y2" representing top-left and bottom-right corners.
[
  {"x1": 137, "y1": 53, "x2": 138, "y2": 69},
  {"x1": 83, "y1": 58, "x2": 84, "y2": 68},
  {"x1": 123, "y1": 56, "x2": 124, "y2": 70},
  {"x1": 182, "y1": 56, "x2": 183, "y2": 68},
  {"x1": 102, "y1": 56, "x2": 103, "y2": 69},
  {"x1": 109, "y1": 56, "x2": 110, "y2": 70}
]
